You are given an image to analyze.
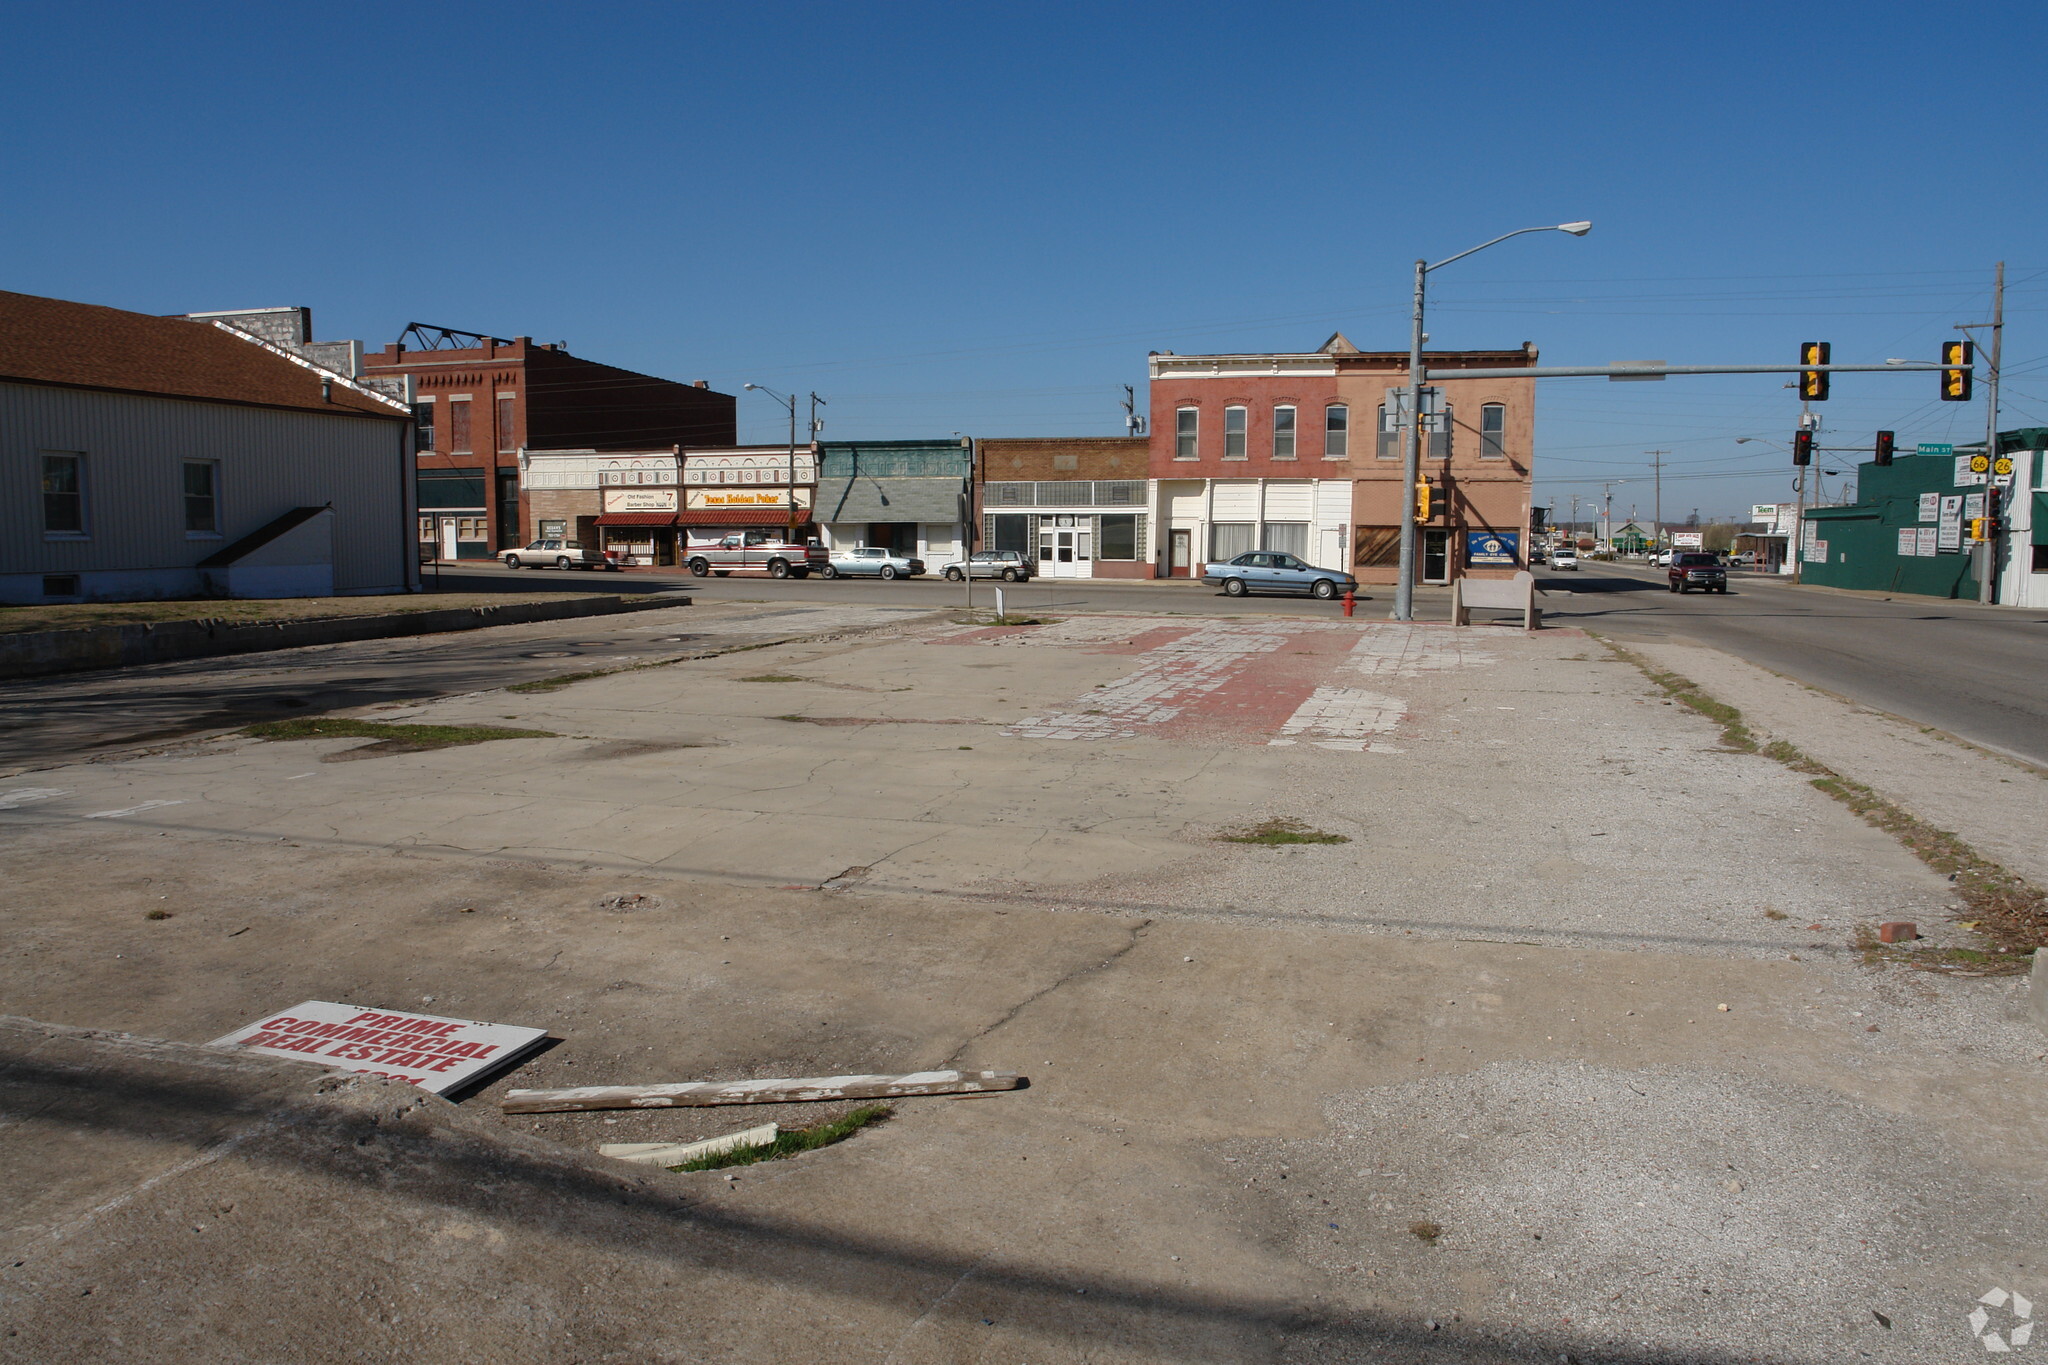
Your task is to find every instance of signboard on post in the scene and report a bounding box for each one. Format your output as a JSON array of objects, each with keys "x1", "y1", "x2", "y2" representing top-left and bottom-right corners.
[
  {"x1": 1465, "y1": 530, "x2": 1519, "y2": 566},
  {"x1": 1672, "y1": 531, "x2": 1704, "y2": 548},
  {"x1": 211, "y1": 1001, "x2": 547, "y2": 1094},
  {"x1": 1954, "y1": 455, "x2": 1987, "y2": 487}
]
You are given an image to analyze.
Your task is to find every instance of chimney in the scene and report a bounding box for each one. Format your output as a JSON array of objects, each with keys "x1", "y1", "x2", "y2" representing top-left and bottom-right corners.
[{"x1": 692, "y1": 380, "x2": 709, "y2": 389}]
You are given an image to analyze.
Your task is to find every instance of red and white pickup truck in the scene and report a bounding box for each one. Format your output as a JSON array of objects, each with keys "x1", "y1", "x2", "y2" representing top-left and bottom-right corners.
[{"x1": 685, "y1": 531, "x2": 828, "y2": 579}]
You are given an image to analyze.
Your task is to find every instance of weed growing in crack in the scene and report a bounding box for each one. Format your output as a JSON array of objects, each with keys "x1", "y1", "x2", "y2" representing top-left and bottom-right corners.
[{"x1": 670, "y1": 1105, "x2": 892, "y2": 1172}]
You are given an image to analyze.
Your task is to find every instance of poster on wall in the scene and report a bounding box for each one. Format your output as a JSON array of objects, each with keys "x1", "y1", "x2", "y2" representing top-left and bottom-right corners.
[
  {"x1": 1896, "y1": 528, "x2": 1918, "y2": 557},
  {"x1": 1918, "y1": 493, "x2": 1940, "y2": 522},
  {"x1": 1963, "y1": 492, "x2": 1986, "y2": 520},
  {"x1": 210, "y1": 1001, "x2": 547, "y2": 1094},
  {"x1": 1803, "y1": 539, "x2": 1829, "y2": 563},
  {"x1": 1465, "y1": 530, "x2": 1520, "y2": 566},
  {"x1": 1937, "y1": 495, "x2": 1964, "y2": 551},
  {"x1": 1916, "y1": 527, "x2": 1939, "y2": 556}
]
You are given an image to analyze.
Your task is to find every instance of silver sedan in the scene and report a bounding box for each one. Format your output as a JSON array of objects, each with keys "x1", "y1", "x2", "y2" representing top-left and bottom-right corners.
[
  {"x1": 821, "y1": 547, "x2": 924, "y2": 580},
  {"x1": 1200, "y1": 552, "x2": 1358, "y2": 599}
]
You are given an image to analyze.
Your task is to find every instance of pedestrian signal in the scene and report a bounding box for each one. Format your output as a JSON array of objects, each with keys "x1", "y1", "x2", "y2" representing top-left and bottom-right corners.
[
  {"x1": 1941, "y1": 341, "x2": 1974, "y2": 402},
  {"x1": 1798, "y1": 341, "x2": 1830, "y2": 402}
]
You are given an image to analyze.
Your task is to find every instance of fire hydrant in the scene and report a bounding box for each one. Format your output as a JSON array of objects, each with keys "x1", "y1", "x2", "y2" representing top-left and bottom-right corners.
[{"x1": 1341, "y1": 589, "x2": 1356, "y2": 618}]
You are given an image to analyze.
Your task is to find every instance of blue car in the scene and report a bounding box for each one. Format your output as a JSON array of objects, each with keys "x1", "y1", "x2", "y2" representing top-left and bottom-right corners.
[{"x1": 1201, "y1": 551, "x2": 1358, "y2": 599}]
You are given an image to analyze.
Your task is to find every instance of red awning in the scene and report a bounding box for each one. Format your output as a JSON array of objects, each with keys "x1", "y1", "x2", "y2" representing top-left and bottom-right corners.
[
  {"x1": 595, "y1": 512, "x2": 679, "y2": 527},
  {"x1": 680, "y1": 508, "x2": 816, "y2": 527}
]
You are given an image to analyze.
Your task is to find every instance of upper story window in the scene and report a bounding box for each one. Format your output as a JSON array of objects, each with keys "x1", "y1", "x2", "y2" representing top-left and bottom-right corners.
[
  {"x1": 183, "y1": 460, "x2": 219, "y2": 535},
  {"x1": 42, "y1": 452, "x2": 85, "y2": 535},
  {"x1": 1375, "y1": 405, "x2": 1398, "y2": 459},
  {"x1": 1324, "y1": 404, "x2": 1349, "y2": 458},
  {"x1": 448, "y1": 398, "x2": 473, "y2": 453},
  {"x1": 1272, "y1": 406, "x2": 1296, "y2": 460},
  {"x1": 1480, "y1": 404, "x2": 1506, "y2": 459},
  {"x1": 412, "y1": 399, "x2": 435, "y2": 452},
  {"x1": 1175, "y1": 407, "x2": 1198, "y2": 460},
  {"x1": 497, "y1": 395, "x2": 516, "y2": 453},
  {"x1": 1223, "y1": 406, "x2": 1248, "y2": 459}
]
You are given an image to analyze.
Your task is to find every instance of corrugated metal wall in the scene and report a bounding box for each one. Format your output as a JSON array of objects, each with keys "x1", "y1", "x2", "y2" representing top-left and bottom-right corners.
[{"x1": 2, "y1": 382, "x2": 409, "y2": 593}]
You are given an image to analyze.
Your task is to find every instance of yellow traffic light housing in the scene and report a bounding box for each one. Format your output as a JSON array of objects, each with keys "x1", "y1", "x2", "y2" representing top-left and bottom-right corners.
[
  {"x1": 1415, "y1": 479, "x2": 1440, "y2": 523},
  {"x1": 1941, "y1": 340, "x2": 1974, "y2": 402},
  {"x1": 1798, "y1": 341, "x2": 1830, "y2": 401}
]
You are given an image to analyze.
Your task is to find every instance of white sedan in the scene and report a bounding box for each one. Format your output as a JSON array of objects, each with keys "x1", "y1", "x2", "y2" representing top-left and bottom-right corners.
[{"x1": 1549, "y1": 550, "x2": 1579, "y2": 571}]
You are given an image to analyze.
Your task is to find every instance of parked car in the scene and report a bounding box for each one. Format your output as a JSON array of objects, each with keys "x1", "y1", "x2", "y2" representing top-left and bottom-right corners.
[
  {"x1": 821, "y1": 546, "x2": 924, "y2": 580},
  {"x1": 1667, "y1": 551, "x2": 1728, "y2": 593},
  {"x1": 1651, "y1": 550, "x2": 1674, "y2": 568},
  {"x1": 502, "y1": 539, "x2": 618, "y2": 571},
  {"x1": 685, "y1": 531, "x2": 827, "y2": 579},
  {"x1": 1201, "y1": 551, "x2": 1357, "y2": 599},
  {"x1": 941, "y1": 550, "x2": 1034, "y2": 582},
  {"x1": 1550, "y1": 549, "x2": 1579, "y2": 571}
]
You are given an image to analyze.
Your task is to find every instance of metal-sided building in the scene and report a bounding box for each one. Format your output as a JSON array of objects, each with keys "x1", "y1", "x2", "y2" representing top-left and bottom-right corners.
[
  {"x1": 813, "y1": 440, "x2": 972, "y2": 564},
  {"x1": 1798, "y1": 450, "x2": 1996, "y2": 599},
  {"x1": 2, "y1": 290, "x2": 415, "y2": 604}
]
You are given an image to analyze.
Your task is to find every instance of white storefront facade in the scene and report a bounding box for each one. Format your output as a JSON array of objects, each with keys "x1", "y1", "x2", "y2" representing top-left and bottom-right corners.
[{"x1": 1153, "y1": 477, "x2": 1354, "y2": 577}]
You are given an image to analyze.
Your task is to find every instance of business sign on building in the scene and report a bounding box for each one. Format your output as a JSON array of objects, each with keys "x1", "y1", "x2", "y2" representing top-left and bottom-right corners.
[
  {"x1": 687, "y1": 487, "x2": 814, "y2": 510},
  {"x1": 1916, "y1": 527, "x2": 1939, "y2": 557},
  {"x1": 603, "y1": 488, "x2": 680, "y2": 513},
  {"x1": 1896, "y1": 528, "x2": 1919, "y2": 557},
  {"x1": 1918, "y1": 492, "x2": 1940, "y2": 522},
  {"x1": 1465, "y1": 530, "x2": 1519, "y2": 566},
  {"x1": 210, "y1": 1000, "x2": 547, "y2": 1094},
  {"x1": 1937, "y1": 495, "x2": 1964, "y2": 551}
]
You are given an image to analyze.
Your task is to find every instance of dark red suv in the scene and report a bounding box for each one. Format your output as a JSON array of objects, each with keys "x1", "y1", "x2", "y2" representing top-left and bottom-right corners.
[{"x1": 1667, "y1": 551, "x2": 1727, "y2": 594}]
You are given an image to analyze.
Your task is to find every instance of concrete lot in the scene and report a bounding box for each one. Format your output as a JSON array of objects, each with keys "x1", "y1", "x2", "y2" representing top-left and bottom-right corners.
[{"x1": 1, "y1": 607, "x2": 2041, "y2": 1364}]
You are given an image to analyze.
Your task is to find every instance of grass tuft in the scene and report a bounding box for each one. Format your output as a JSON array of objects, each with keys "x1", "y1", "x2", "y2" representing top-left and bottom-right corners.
[
  {"x1": 671, "y1": 1104, "x2": 892, "y2": 1172},
  {"x1": 508, "y1": 670, "x2": 605, "y2": 694},
  {"x1": 243, "y1": 718, "x2": 555, "y2": 749},
  {"x1": 145, "y1": 909, "x2": 172, "y2": 920},
  {"x1": 739, "y1": 673, "x2": 807, "y2": 683},
  {"x1": 1409, "y1": 1220, "x2": 1443, "y2": 1245},
  {"x1": 1218, "y1": 818, "x2": 1351, "y2": 846}
]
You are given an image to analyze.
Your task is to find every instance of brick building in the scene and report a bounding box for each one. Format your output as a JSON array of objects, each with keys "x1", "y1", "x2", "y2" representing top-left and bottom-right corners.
[
  {"x1": 976, "y1": 437, "x2": 1151, "y2": 578},
  {"x1": 1147, "y1": 334, "x2": 1538, "y2": 584},
  {"x1": 359, "y1": 328, "x2": 734, "y2": 560}
]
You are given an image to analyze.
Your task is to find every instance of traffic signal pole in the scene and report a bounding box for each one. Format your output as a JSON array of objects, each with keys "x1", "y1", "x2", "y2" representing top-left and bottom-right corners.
[{"x1": 1979, "y1": 263, "x2": 2004, "y2": 604}]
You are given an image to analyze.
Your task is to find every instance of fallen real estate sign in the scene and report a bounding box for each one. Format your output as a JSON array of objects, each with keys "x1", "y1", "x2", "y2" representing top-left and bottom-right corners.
[{"x1": 210, "y1": 1000, "x2": 548, "y2": 1094}]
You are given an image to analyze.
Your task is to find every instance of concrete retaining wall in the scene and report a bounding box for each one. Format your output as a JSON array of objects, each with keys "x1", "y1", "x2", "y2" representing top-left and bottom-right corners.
[{"x1": 0, "y1": 592, "x2": 692, "y2": 680}]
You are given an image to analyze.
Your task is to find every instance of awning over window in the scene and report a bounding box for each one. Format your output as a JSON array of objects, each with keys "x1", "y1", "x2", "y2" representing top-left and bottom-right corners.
[{"x1": 594, "y1": 512, "x2": 679, "y2": 527}]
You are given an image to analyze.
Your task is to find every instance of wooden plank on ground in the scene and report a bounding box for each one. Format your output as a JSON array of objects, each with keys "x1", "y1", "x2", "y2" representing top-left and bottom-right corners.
[
  {"x1": 599, "y1": 1122, "x2": 779, "y2": 1166},
  {"x1": 502, "y1": 1069, "x2": 1023, "y2": 1114}
]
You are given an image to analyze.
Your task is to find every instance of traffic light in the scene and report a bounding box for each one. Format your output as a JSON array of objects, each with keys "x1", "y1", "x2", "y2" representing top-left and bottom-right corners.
[
  {"x1": 1873, "y1": 430, "x2": 1894, "y2": 466},
  {"x1": 1969, "y1": 518, "x2": 1996, "y2": 542},
  {"x1": 1941, "y1": 340, "x2": 1974, "y2": 401},
  {"x1": 1798, "y1": 341, "x2": 1831, "y2": 402},
  {"x1": 1792, "y1": 430, "x2": 1813, "y2": 466},
  {"x1": 1414, "y1": 479, "x2": 1440, "y2": 523}
]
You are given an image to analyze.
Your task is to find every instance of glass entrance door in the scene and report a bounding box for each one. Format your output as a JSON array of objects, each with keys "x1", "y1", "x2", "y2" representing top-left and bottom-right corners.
[
  {"x1": 1422, "y1": 529, "x2": 1450, "y2": 584},
  {"x1": 1038, "y1": 520, "x2": 1092, "y2": 578}
]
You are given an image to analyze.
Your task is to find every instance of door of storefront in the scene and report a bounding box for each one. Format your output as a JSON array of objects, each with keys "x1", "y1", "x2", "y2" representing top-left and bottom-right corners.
[
  {"x1": 1039, "y1": 521, "x2": 1091, "y2": 578},
  {"x1": 1169, "y1": 528, "x2": 1192, "y2": 577},
  {"x1": 438, "y1": 518, "x2": 459, "y2": 561},
  {"x1": 1422, "y1": 529, "x2": 1450, "y2": 584}
]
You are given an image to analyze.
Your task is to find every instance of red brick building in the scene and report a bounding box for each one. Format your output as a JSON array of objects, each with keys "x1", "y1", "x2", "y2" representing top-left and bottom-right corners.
[
  {"x1": 360, "y1": 328, "x2": 734, "y2": 560},
  {"x1": 1147, "y1": 334, "x2": 1538, "y2": 583}
]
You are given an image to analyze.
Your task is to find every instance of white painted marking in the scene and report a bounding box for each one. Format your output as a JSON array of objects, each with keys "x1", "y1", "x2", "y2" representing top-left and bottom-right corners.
[
  {"x1": 286, "y1": 773, "x2": 316, "y2": 780},
  {"x1": 0, "y1": 788, "x2": 67, "y2": 810},
  {"x1": 83, "y1": 800, "x2": 186, "y2": 819}
]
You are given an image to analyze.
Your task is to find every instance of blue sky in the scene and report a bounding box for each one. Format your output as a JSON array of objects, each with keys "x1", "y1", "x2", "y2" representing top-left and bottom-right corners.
[{"x1": 4, "y1": 1, "x2": 2042, "y2": 520}]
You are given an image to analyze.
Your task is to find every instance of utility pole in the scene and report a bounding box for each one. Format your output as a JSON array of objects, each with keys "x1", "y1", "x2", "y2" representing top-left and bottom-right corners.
[
  {"x1": 1569, "y1": 494, "x2": 1580, "y2": 543},
  {"x1": 1792, "y1": 410, "x2": 1816, "y2": 584},
  {"x1": 1647, "y1": 450, "x2": 1669, "y2": 551},
  {"x1": 1121, "y1": 385, "x2": 1145, "y2": 437},
  {"x1": 1980, "y1": 262, "x2": 2004, "y2": 604},
  {"x1": 808, "y1": 392, "x2": 827, "y2": 441}
]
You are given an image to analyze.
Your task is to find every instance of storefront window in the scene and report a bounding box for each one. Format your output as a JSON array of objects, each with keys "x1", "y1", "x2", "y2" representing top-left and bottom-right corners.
[{"x1": 1099, "y1": 515, "x2": 1138, "y2": 560}]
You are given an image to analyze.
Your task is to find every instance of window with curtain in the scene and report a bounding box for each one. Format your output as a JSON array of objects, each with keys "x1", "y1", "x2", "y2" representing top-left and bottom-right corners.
[
  {"x1": 1260, "y1": 522, "x2": 1308, "y2": 558},
  {"x1": 1324, "y1": 404, "x2": 1348, "y2": 458},
  {"x1": 1481, "y1": 404, "x2": 1506, "y2": 459},
  {"x1": 1272, "y1": 406, "x2": 1296, "y2": 459},
  {"x1": 1175, "y1": 408, "x2": 1198, "y2": 459},
  {"x1": 1210, "y1": 522, "x2": 1256, "y2": 559},
  {"x1": 1223, "y1": 407, "x2": 1247, "y2": 459}
]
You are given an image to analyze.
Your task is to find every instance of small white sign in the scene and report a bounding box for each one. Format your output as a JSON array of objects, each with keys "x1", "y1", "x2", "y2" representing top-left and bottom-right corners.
[
  {"x1": 210, "y1": 1001, "x2": 547, "y2": 1094},
  {"x1": 604, "y1": 488, "x2": 680, "y2": 513},
  {"x1": 1917, "y1": 527, "x2": 1939, "y2": 557},
  {"x1": 1954, "y1": 454, "x2": 1987, "y2": 487},
  {"x1": 1896, "y1": 528, "x2": 1918, "y2": 557},
  {"x1": 1672, "y1": 532, "x2": 1704, "y2": 548},
  {"x1": 1804, "y1": 539, "x2": 1829, "y2": 563},
  {"x1": 1964, "y1": 492, "x2": 1986, "y2": 519},
  {"x1": 1938, "y1": 495, "x2": 1964, "y2": 552},
  {"x1": 1918, "y1": 492, "x2": 1940, "y2": 523}
]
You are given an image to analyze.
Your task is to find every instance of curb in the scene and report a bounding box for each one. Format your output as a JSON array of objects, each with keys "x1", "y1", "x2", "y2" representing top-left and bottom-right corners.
[{"x1": 0, "y1": 592, "x2": 694, "y2": 681}]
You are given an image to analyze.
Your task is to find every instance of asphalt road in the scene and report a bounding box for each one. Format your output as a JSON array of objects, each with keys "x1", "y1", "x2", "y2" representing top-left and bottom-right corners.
[{"x1": 1536, "y1": 561, "x2": 2048, "y2": 767}]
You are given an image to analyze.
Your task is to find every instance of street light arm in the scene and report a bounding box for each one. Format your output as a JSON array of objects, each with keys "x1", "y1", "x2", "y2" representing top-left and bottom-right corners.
[{"x1": 1426, "y1": 222, "x2": 1590, "y2": 273}]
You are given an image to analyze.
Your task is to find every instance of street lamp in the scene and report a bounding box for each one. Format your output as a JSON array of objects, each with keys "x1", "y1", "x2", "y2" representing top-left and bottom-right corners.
[
  {"x1": 1395, "y1": 221, "x2": 1590, "y2": 621},
  {"x1": 744, "y1": 383, "x2": 800, "y2": 534}
]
